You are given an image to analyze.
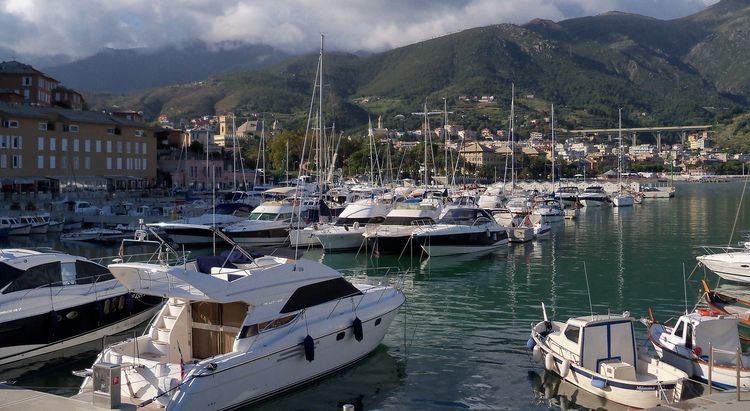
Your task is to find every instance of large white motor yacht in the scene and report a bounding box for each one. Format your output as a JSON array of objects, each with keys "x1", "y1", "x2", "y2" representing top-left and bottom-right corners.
[
  {"x1": 696, "y1": 244, "x2": 750, "y2": 284},
  {"x1": 363, "y1": 197, "x2": 442, "y2": 255},
  {"x1": 223, "y1": 200, "x2": 312, "y2": 246},
  {"x1": 313, "y1": 198, "x2": 392, "y2": 252},
  {"x1": 78, "y1": 236, "x2": 405, "y2": 410},
  {"x1": 413, "y1": 207, "x2": 509, "y2": 257},
  {"x1": 0, "y1": 249, "x2": 162, "y2": 367}
]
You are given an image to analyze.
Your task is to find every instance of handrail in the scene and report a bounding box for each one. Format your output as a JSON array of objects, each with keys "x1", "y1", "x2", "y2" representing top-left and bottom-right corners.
[{"x1": 706, "y1": 343, "x2": 745, "y2": 399}]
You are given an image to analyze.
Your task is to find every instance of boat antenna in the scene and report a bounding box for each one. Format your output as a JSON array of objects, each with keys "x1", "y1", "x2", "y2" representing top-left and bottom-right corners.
[
  {"x1": 727, "y1": 174, "x2": 749, "y2": 247},
  {"x1": 682, "y1": 262, "x2": 688, "y2": 315},
  {"x1": 583, "y1": 261, "x2": 594, "y2": 318}
]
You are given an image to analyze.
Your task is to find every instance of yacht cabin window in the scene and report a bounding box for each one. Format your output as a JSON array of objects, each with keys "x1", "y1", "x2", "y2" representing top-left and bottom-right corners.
[
  {"x1": 61, "y1": 262, "x2": 76, "y2": 285},
  {"x1": 74, "y1": 260, "x2": 114, "y2": 283},
  {"x1": 674, "y1": 321, "x2": 685, "y2": 339},
  {"x1": 2, "y1": 262, "x2": 61, "y2": 293}
]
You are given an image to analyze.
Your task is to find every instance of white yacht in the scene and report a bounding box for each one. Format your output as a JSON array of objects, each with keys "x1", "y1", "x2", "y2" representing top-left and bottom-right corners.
[
  {"x1": 412, "y1": 207, "x2": 508, "y2": 256},
  {"x1": 0, "y1": 249, "x2": 163, "y2": 367},
  {"x1": 476, "y1": 185, "x2": 508, "y2": 211},
  {"x1": 151, "y1": 209, "x2": 249, "y2": 246},
  {"x1": 506, "y1": 194, "x2": 533, "y2": 215},
  {"x1": 223, "y1": 200, "x2": 311, "y2": 246},
  {"x1": 363, "y1": 198, "x2": 442, "y2": 255},
  {"x1": 78, "y1": 236, "x2": 405, "y2": 410},
  {"x1": 696, "y1": 244, "x2": 750, "y2": 284},
  {"x1": 529, "y1": 309, "x2": 687, "y2": 409},
  {"x1": 18, "y1": 215, "x2": 50, "y2": 234},
  {"x1": 532, "y1": 198, "x2": 564, "y2": 223},
  {"x1": 555, "y1": 186, "x2": 580, "y2": 207},
  {"x1": 313, "y1": 198, "x2": 392, "y2": 252},
  {"x1": 578, "y1": 186, "x2": 609, "y2": 207}
]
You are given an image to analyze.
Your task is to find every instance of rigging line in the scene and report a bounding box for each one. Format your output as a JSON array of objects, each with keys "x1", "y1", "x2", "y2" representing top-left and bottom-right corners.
[{"x1": 727, "y1": 173, "x2": 749, "y2": 247}]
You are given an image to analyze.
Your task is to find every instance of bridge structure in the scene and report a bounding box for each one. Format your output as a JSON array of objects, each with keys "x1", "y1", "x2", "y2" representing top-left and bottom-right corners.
[{"x1": 565, "y1": 125, "x2": 712, "y2": 151}]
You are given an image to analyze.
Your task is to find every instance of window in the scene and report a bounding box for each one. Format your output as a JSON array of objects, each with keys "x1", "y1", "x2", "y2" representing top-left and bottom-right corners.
[
  {"x1": 49, "y1": 137, "x2": 56, "y2": 150},
  {"x1": 135, "y1": 143, "x2": 140, "y2": 154},
  {"x1": 107, "y1": 128, "x2": 115, "y2": 135},
  {"x1": 126, "y1": 158, "x2": 132, "y2": 170},
  {"x1": 2, "y1": 120, "x2": 19, "y2": 128},
  {"x1": 22, "y1": 76, "x2": 32, "y2": 86},
  {"x1": 61, "y1": 262, "x2": 76, "y2": 285},
  {"x1": 126, "y1": 142, "x2": 131, "y2": 153},
  {"x1": 63, "y1": 124, "x2": 79, "y2": 133},
  {"x1": 11, "y1": 136, "x2": 21, "y2": 149},
  {"x1": 12, "y1": 155, "x2": 21, "y2": 168},
  {"x1": 50, "y1": 156, "x2": 56, "y2": 169},
  {"x1": 135, "y1": 158, "x2": 141, "y2": 170},
  {"x1": 116, "y1": 157, "x2": 122, "y2": 169},
  {"x1": 38, "y1": 137, "x2": 44, "y2": 150},
  {"x1": 143, "y1": 158, "x2": 147, "y2": 170},
  {"x1": 142, "y1": 142, "x2": 147, "y2": 154},
  {"x1": 2, "y1": 262, "x2": 61, "y2": 294},
  {"x1": 61, "y1": 156, "x2": 67, "y2": 170},
  {"x1": 84, "y1": 156, "x2": 90, "y2": 169},
  {"x1": 135, "y1": 130, "x2": 145, "y2": 137},
  {"x1": 0, "y1": 135, "x2": 7, "y2": 148},
  {"x1": 564, "y1": 325, "x2": 580, "y2": 343},
  {"x1": 106, "y1": 157, "x2": 112, "y2": 170},
  {"x1": 37, "y1": 155, "x2": 44, "y2": 169},
  {"x1": 96, "y1": 140, "x2": 101, "y2": 152},
  {"x1": 116, "y1": 141, "x2": 122, "y2": 153},
  {"x1": 280, "y1": 278, "x2": 363, "y2": 313},
  {"x1": 23, "y1": 89, "x2": 30, "y2": 99},
  {"x1": 84, "y1": 139, "x2": 90, "y2": 152},
  {"x1": 62, "y1": 138, "x2": 68, "y2": 151},
  {"x1": 674, "y1": 321, "x2": 685, "y2": 338},
  {"x1": 73, "y1": 156, "x2": 79, "y2": 170},
  {"x1": 75, "y1": 260, "x2": 113, "y2": 284},
  {"x1": 106, "y1": 141, "x2": 112, "y2": 153},
  {"x1": 239, "y1": 313, "x2": 298, "y2": 339},
  {"x1": 0, "y1": 154, "x2": 6, "y2": 168},
  {"x1": 73, "y1": 139, "x2": 79, "y2": 152}
]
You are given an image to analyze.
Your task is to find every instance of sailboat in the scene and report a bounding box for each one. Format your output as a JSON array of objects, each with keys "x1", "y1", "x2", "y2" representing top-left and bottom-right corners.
[{"x1": 612, "y1": 108, "x2": 634, "y2": 207}]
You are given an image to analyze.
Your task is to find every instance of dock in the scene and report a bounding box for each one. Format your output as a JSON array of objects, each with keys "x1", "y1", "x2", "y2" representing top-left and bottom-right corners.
[
  {"x1": 648, "y1": 391, "x2": 749, "y2": 410},
  {"x1": 0, "y1": 384, "x2": 139, "y2": 410}
]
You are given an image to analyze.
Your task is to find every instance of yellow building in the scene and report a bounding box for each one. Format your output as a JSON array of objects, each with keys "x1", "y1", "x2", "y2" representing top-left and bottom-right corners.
[{"x1": 0, "y1": 102, "x2": 156, "y2": 191}]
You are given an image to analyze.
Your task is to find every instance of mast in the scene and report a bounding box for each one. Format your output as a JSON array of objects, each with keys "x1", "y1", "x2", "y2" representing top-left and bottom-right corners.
[
  {"x1": 510, "y1": 83, "x2": 515, "y2": 188},
  {"x1": 443, "y1": 98, "x2": 448, "y2": 187},
  {"x1": 232, "y1": 113, "x2": 237, "y2": 190},
  {"x1": 318, "y1": 34, "x2": 325, "y2": 188},
  {"x1": 618, "y1": 108, "x2": 622, "y2": 192},
  {"x1": 551, "y1": 103, "x2": 555, "y2": 191}
]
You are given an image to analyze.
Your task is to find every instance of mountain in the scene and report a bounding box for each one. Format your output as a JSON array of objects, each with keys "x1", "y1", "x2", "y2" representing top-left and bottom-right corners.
[
  {"x1": 43, "y1": 40, "x2": 291, "y2": 93},
  {"x1": 88, "y1": 0, "x2": 750, "y2": 142}
]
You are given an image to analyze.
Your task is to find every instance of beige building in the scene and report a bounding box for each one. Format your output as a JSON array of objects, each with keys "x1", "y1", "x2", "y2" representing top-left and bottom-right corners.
[{"x1": 0, "y1": 102, "x2": 156, "y2": 191}]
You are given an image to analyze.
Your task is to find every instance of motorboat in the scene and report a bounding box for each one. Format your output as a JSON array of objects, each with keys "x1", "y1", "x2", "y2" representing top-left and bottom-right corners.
[
  {"x1": 60, "y1": 228, "x2": 127, "y2": 243},
  {"x1": 555, "y1": 186, "x2": 580, "y2": 207},
  {"x1": 363, "y1": 197, "x2": 442, "y2": 255},
  {"x1": 36, "y1": 213, "x2": 64, "y2": 233},
  {"x1": 508, "y1": 215, "x2": 535, "y2": 243},
  {"x1": 476, "y1": 185, "x2": 508, "y2": 211},
  {"x1": 646, "y1": 311, "x2": 750, "y2": 390},
  {"x1": 151, "y1": 207, "x2": 249, "y2": 246},
  {"x1": 77, "y1": 231, "x2": 405, "y2": 410},
  {"x1": 223, "y1": 200, "x2": 312, "y2": 246},
  {"x1": 532, "y1": 198, "x2": 564, "y2": 223},
  {"x1": 506, "y1": 194, "x2": 533, "y2": 215},
  {"x1": 0, "y1": 248, "x2": 163, "y2": 367},
  {"x1": 696, "y1": 244, "x2": 750, "y2": 284},
  {"x1": 701, "y1": 279, "x2": 750, "y2": 346},
  {"x1": 412, "y1": 207, "x2": 508, "y2": 257},
  {"x1": 313, "y1": 198, "x2": 392, "y2": 252},
  {"x1": 18, "y1": 215, "x2": 50, "y2": 234},
  {"x1": 0, "y1": 216, "x2": 32, "y2": 236},
  {"x1": 529, "y1": 307, "x2": 687, "y2": 409},
  {"x1": 578, "y1": 186, "x2": 609, "y2": 207}
]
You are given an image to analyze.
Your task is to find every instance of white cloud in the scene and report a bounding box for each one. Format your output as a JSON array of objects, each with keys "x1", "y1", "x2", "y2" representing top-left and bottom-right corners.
[{"x1": 0, "y1": 0, "x2": 721, "y2": 58}]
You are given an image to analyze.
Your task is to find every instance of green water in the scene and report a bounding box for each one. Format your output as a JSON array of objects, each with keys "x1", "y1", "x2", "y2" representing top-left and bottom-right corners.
[{"x1": 3, "y1": 182, "x2": 749, "y2": 410}]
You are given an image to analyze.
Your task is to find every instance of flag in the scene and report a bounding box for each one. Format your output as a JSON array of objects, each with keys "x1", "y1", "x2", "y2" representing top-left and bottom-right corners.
[{"x1": 177, "y1": 341, "x2": 185, "y2": 380}]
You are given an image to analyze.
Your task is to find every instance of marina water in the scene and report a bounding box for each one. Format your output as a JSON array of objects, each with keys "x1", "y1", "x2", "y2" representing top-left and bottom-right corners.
[{"x1": 3, "y1": 182, "x2": 749, "y2": 410}]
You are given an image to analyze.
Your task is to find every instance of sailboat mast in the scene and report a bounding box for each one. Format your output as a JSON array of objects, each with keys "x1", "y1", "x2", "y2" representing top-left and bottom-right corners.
[
  {"x1": 551, "y1": 103, "x2": 555, "y2": 189},
  {"x1": 318, "y1": 34, "x2": 325, "y2": 188},
  {"x1": 443, "y1": 97, "x2": 448, "y2": 187},
  {"x1": 510, "y1": 83, "x2": 515, "y2": 187},
  {"x1": 424, "y1": 103, "x2": 429, "y2": 187},
  {"x1": 618, "y1": 108, "x2": 622, "y2": 191},
  {"x1": 232, "y1": 113, "x2": 237, "y2": 190}
]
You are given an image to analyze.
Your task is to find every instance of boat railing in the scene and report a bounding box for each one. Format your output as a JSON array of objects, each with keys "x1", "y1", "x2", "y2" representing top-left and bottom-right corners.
[
  {"x1": 410, "y1": 219, "x2": 434, "y2": 228},
  {"x1": 706, "y1": 343, "x2": 746, "y2": 399},
  {"x1": 340, "y1": 266, "x2": 408, "y2": 301},
  {"x1": 699, "y1": 245, "x2": 749, "y2": 256},
  {"x1": 13, "y1": 272, "x2": 124, "y2": 314},
  {"x1": 536, "y1": 330, "x2": 581, "y2": 364}
]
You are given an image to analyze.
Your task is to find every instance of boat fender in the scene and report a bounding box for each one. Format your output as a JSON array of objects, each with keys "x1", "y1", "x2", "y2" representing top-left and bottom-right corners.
[
  {"x1": 544, "y1": 352, "x2": 555, "y2": 371},
  {"x1": 49, "y1": 310, "x2": 59, "y2": 330},
  {"x1": 591, "y1": 378, "x2": 607, "y2": 389},
  {"x1": 353, "y1": 317, "x2": 364, "y2": 342},
  {"x1": 125, "y1": 294, "x2": 134, "y2": 314},
  {"x1": 353, "y1": 222, "x2": 360, "y2": 229},
  {"x1": 303, "y1": 335, "x2": 315, "y2": 362},
  {"x1": 344, "y1": 225, "x2": 349, "y2": 231},
  {"x1": 526, "y1": 337, "x2": 536, "y2": 350},
  {"x1": 532, "y1": 345, "x2": 543, "y2": 362},
  {"x1": 693, "y1": 346, "x2": 702, "y2": 357},
  {"x1": 559, "y1": 359, "x2": 570, "y2": 378},
  {"x1": 486, "y1": 228, "x2": 491, "y2": 238}
]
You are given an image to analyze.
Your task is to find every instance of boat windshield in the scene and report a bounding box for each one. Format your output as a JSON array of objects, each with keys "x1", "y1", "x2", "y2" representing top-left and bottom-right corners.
[
  {"x1": 438, "y1": 209, "x2": 491, "y2": 225},
  {"x1": 382, "y1": 216, "x2": 434, "y2": 225},
  {"x1": 248, "y1": 212, "x2": 279, "y2": 221}
]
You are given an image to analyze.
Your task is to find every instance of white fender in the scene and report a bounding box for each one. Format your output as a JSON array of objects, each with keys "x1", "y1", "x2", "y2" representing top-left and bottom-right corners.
[
  {"x1": 532, "y1": 345, "x2": 543, "y2": 362},
  {"x1": 559, "y1": 359, "x2": 570, "y2": 378},
  {"x1": 544, "y1": 352, "x2": 555, "y2": 371}
]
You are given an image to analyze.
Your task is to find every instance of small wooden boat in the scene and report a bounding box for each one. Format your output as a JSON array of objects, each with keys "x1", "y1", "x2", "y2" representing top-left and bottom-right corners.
[
  {"x1": 646, "y1": 309, "x2": 750, "y2": 390},
  {"x1": 529, "y1": 304, "x2": 687, "y2": 409},
  {"x1": 701, "y1": 279, "x2": 750, "y2": 347}
]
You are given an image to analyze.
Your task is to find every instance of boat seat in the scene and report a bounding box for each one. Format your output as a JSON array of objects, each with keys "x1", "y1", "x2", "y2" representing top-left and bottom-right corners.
[{"x1": 599, "y1": 360, "x2": 636, "y2": 381}]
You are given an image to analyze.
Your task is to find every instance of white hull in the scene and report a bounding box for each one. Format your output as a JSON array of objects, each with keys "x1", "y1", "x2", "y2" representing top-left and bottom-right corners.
[
  {"x1": 697, "y1": 253, "x2": 750, "y2": 284},
  {"x1": 288, "y1": 228, "x2": 321, "y2": 247},
  {"x1": 29, "y1": 223, "x2": 50, "y2": 234},
  {"x1": 580, "y1": 198, "x2": 608, "y2": 207},
  {"x1": 420, "y1": 240, "x2": 508, "y2": 257},
  {"x1": 316, "y1": 229, "x2": 367, "y2": 252},
  {"x1": 509, "y1": 227, "x2": 534, "y2": 243},
  {"x1": 8, "y1": 225, "x2": 31, "y2": 235},
  {"x1": 0, "y1": 305, "x2": 159, "y2": 366},
  {"x1": 537, "y1": 214, "x2": 564, "y2": 223},
  {"x1": 612, "y1": 194, "x2": 634, "y2": 207},
  {"x1": 231, "y1": 235, "x2": 289, "y2": 246}
]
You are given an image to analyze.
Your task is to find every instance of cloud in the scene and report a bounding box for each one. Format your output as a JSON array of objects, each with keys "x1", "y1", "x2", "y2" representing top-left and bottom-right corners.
[{"x1": 0, "y1": 0, "x2": 720, "y2": 58}]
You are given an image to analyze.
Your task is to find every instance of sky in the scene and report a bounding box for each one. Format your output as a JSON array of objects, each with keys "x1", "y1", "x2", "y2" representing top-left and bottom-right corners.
[{"x1": 0, "y1": 0, "x2": 721, "y2": 59}]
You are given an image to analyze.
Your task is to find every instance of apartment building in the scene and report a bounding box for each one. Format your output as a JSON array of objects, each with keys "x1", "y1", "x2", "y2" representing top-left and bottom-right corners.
[
  {"x1": 0, "y1": 102, "x2": 155, "y2": 192},
  {"x1": 0, "y1": 61, "x2": 85, "y2": 110}
]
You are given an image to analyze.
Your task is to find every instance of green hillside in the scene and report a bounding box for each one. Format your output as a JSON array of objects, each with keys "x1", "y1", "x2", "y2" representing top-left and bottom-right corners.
[{"x1": 90, "y1": 0, "x2": 750, "y2": 145}]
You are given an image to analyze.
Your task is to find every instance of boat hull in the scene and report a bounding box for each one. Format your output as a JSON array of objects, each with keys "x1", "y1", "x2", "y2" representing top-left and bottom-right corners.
[
  {"x1": 316, "y1": 229, "x2": 367, "y2": 252},
  {"x1": 697, "y1": 253, "x2": 750, "y2": 283}
]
